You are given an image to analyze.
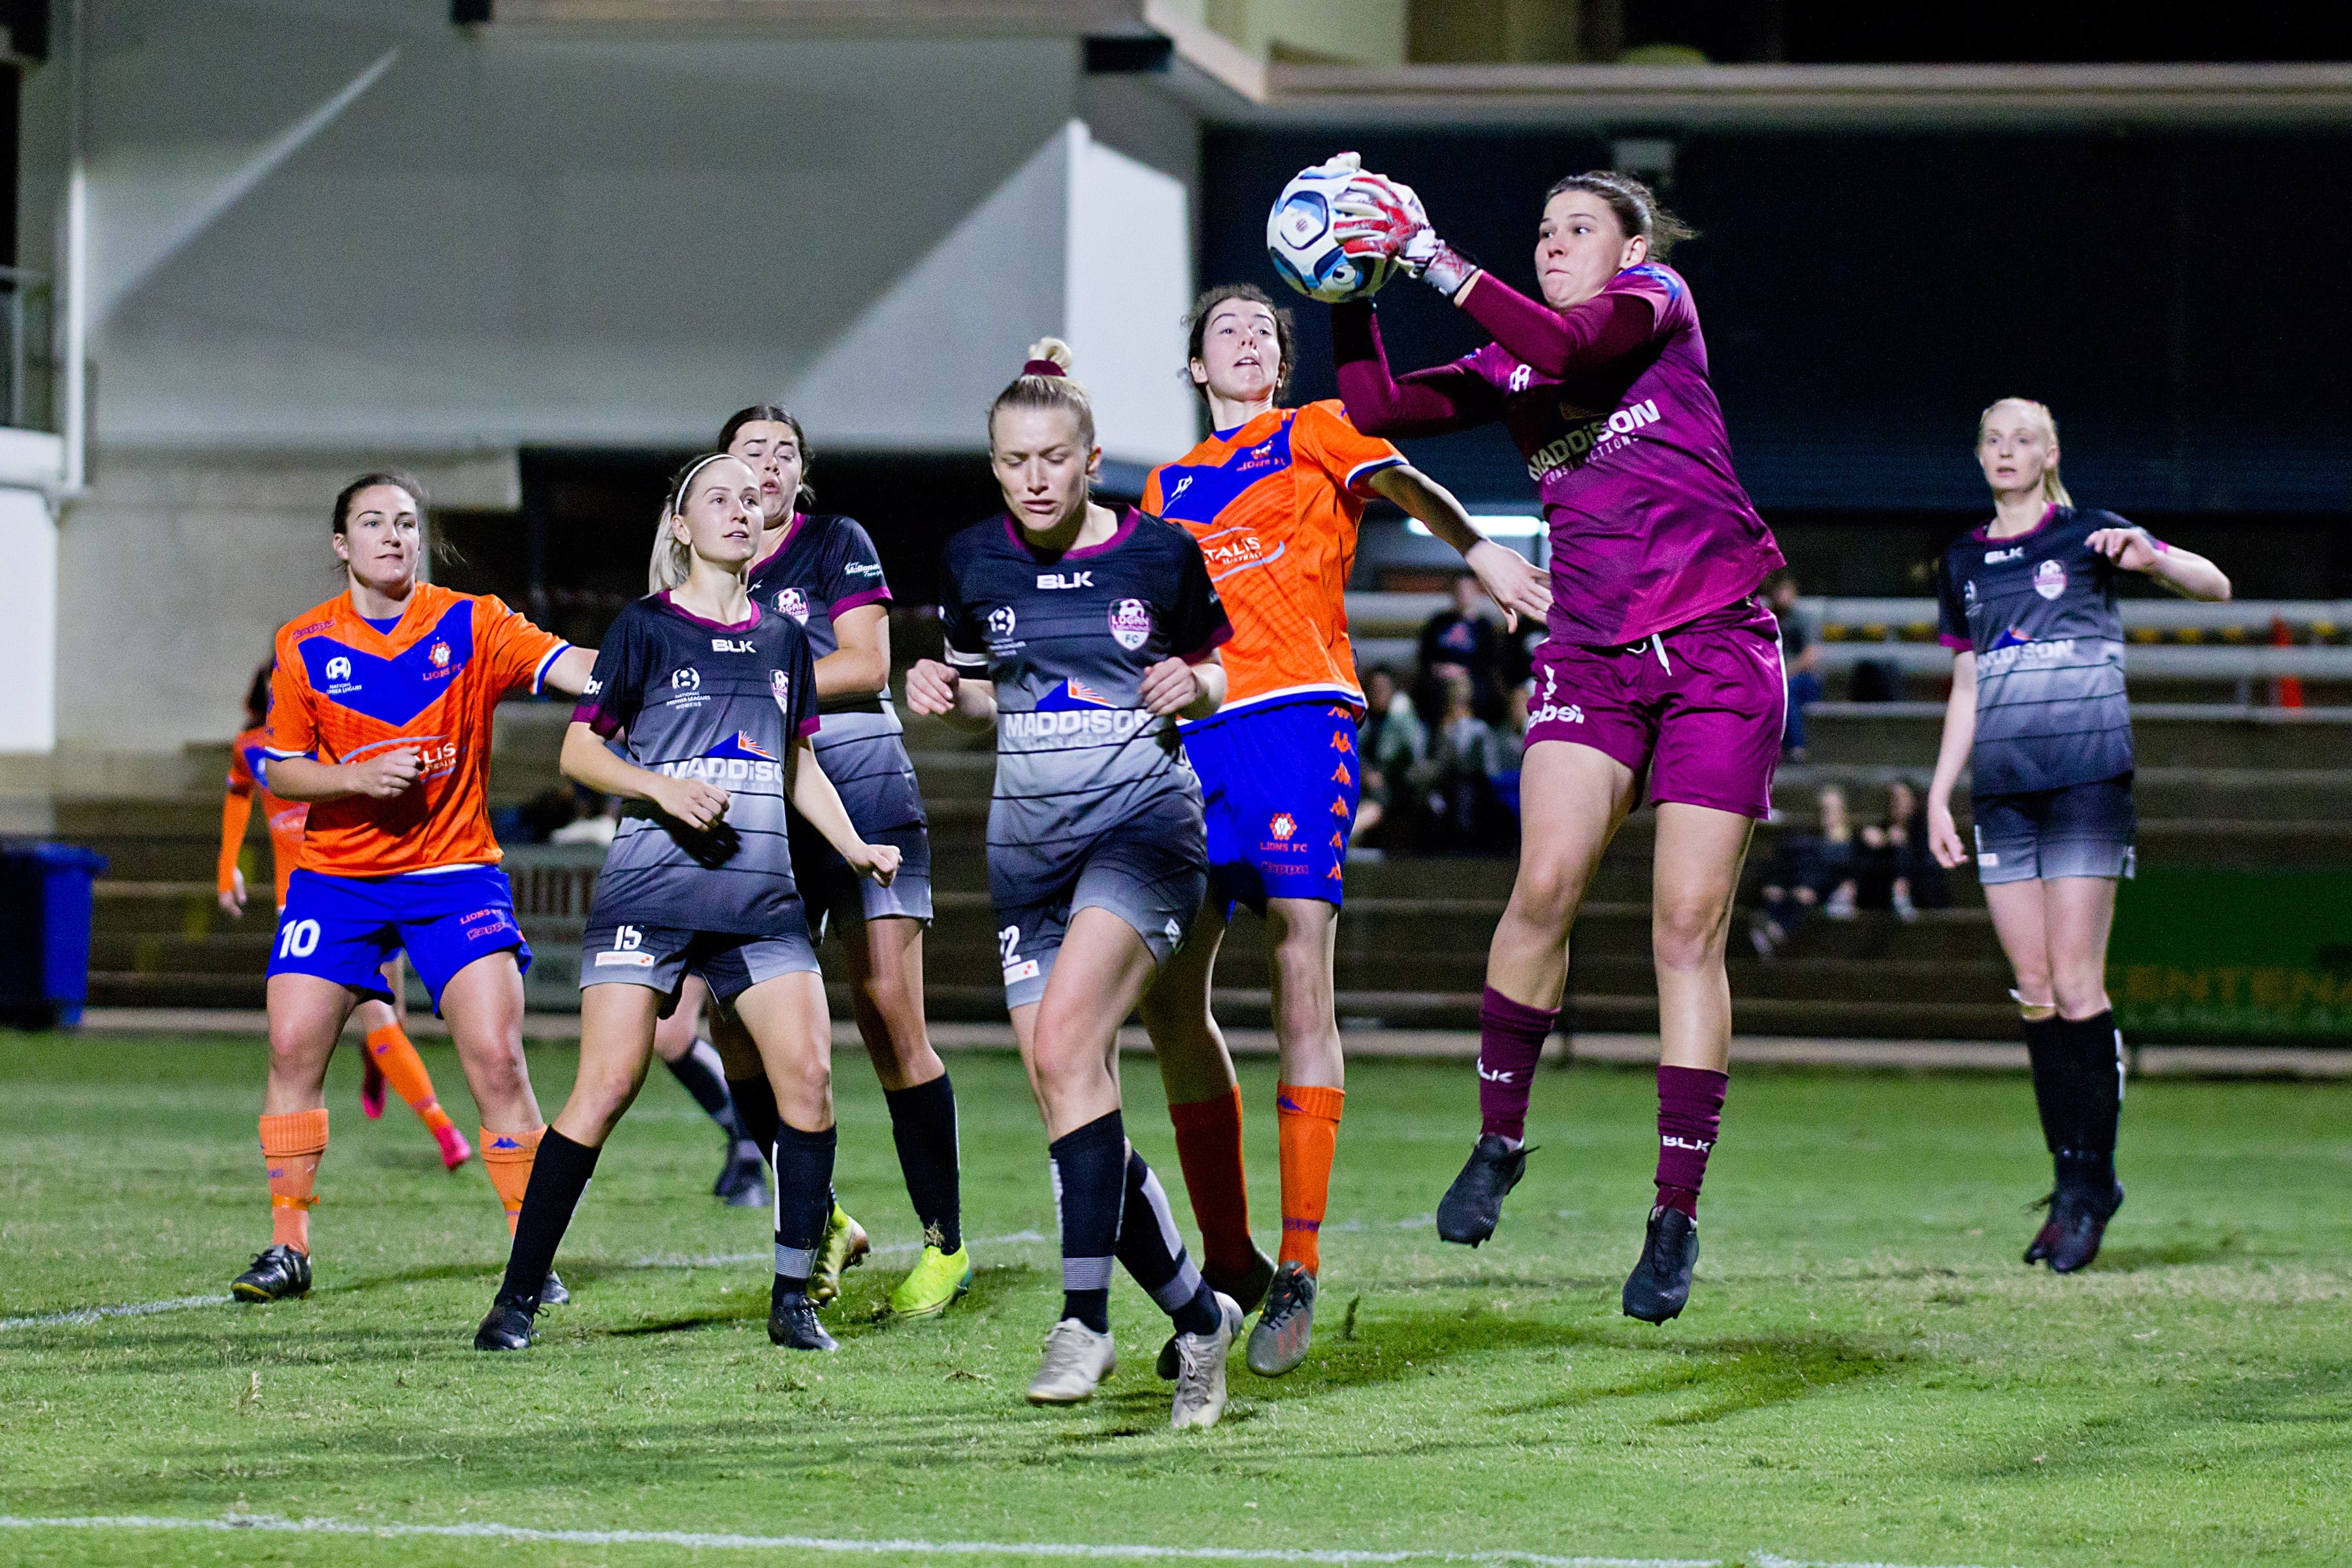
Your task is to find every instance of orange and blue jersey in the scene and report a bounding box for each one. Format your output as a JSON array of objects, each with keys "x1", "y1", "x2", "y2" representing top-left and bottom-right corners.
[
  {"x1": 221, "y1": 723, "x2": 310, "y2": 909},
  {"x1": 1143, "y1": 400, "x2": 1403, "y2": 717},
  {"x1": 263, "y1": 583, "x2": 570, "y2": 879}
]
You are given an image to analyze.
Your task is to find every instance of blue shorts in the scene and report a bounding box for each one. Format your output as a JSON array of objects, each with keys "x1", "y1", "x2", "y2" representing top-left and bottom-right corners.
[
  {"x1": 267, "y1": 866, "x2": 532, "y2": 1013},
  {"x1": 1184, "y1": 698, "x2": 1361, "y2": 914}
]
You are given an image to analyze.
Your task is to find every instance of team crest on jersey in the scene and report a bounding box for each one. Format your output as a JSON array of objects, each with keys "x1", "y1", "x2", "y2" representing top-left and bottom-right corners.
[
  {"x1": 428, "y1": 640, "x2": 451, "y2": 670},
  {"x1": 2034, "y1": 559, "x2": 2067, "y2": 600},
  {"x1": 1108, "y1": 598, "x2": 1152, "y2": 651},
  {"x1": 774, "y1": 587, "x2": 809, "y2": 623},
  {"x1": 769, "y1": 669, "x2": 791, "y2": 711},
  {"x1": 987, "y1": 606, "x2": 1017, "y2": 640},
  {"x1": 1963, "y1": 580, "x2": 1978, "y2": 607},
  {"x1": 1269, "y1": 812, "x2": 1298, "y2": 841}
]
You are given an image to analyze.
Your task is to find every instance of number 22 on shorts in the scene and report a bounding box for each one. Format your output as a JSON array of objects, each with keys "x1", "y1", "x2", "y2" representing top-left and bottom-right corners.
[{"x1": 1000, "y1": 924, "x2": 1039, "y2": 985}]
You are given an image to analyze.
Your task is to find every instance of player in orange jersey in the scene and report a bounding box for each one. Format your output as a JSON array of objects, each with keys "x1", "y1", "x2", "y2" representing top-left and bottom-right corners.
[
  {"x1": 220, "y1": 660, "x2": 472, "y2": 1173},
  {"x1": 1138, "y1": 284, "x2": 1549, "y2": 1376},
  {"x1": 230, "y1": 472, "x2": 596, "y2": 1306}
]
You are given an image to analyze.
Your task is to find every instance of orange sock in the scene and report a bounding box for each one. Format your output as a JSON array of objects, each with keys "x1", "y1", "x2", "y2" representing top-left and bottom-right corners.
[
  {"x1": 478, "y1": 1125, "x2": 544, "y2": 1235},
  {"x1": 365, "y1": 1024, "x2": 455, "y2": 1135},
  {"x1": 1167, "y1": 1086, "x2": 1254, "y2": 1277},
  {"x1": 1276, "y1": 1083, "x2": 1345, "y2": 1275},
  {"x1": 259, "y1": 1108, "x2": 330, "y2": 1255}
]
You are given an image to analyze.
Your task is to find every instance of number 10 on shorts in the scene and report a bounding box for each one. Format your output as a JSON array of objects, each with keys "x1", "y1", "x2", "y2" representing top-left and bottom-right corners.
[{"x1": 276, "y1": 919, "x2": 321, "y2": 958}]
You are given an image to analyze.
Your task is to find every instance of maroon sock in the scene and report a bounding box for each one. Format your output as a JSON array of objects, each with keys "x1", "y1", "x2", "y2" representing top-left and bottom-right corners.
[
  {"x1": 1477, "y1": 987, "x2": 1558, "y2": 1143},
  {"x1": 1654, "y1": 1064, "x2": 1727, "y2": 1218}
]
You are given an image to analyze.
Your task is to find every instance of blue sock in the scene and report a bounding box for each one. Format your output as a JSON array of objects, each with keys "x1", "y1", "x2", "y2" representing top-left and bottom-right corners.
[
  {"x1": 1115, "y1": 1147, "x2": 1222, "y2": 1337},
  {"x1": 1048, "y1": 1111, "x2": 1126, "y2": 1333}
]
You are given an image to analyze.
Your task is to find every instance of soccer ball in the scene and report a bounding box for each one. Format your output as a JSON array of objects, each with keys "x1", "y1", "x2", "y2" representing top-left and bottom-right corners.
[{"x1": 1266, "y1": 157, "x2": 1398, "y2": 303}]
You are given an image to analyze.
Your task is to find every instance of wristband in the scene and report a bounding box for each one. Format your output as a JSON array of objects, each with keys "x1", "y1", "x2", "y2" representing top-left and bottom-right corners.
[{"x1": 1401, "y1": 229, "x2": 1480, "y2": 297}]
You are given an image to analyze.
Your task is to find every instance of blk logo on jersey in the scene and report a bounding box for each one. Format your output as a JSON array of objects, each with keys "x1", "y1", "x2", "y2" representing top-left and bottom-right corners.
[
  {"x1": 1985, "y1": 546, "x2": 2023, "y2": 564},
  {"x1": 2034, "y1": 559, "x2": 2068, "y2": 600},
  {"x1": 1037, "y1": 571, "x2": 1093, "y2": 590},
  {"x1": 711, "y1": 638, "x2": 755, "y2": 654},
  {"x1": 1108, "y1": 598, "x2": 1152, "y2": 651},
  {"x1": 774, "y1": 588, "x2": 809, "y2": 623}
]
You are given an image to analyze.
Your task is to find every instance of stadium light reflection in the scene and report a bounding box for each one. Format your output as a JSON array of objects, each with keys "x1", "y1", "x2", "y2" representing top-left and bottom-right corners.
[{"x1": 1405, "y1": 514, "x2": 1543, "y2": 539}]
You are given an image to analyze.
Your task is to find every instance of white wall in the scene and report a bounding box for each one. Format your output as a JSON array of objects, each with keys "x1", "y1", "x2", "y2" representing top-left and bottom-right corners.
[
  {"x1": 0, "y1": 482, "x2": 59, "y2": 755},
  {"x1": 14, "y1": 2, "x2": 1205, "y2": 762}
]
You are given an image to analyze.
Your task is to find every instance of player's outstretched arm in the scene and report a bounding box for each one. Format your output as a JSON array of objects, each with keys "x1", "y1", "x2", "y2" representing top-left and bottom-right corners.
[
  {"x1": 1925, "y1": 653, "x2": 1978, "y2": 870},
  {"x1": 1367, "y1": 465, "x2": 1551, "y2": 632},
  {"x1": 2085, "y1": 527, "x2": 2232, "y2": 602},
  {"x1": 784, "y1": 736, "x2": 898, "y2": 886},
  {"x1": 541, "y1": 645, "x2": 600, "y2": 698},
  {"x1": 905, "y1": 659, "x2": 996, "y2": 732},
  {"x1": 1141, "y1": 651, "x2": 1225, "y2": 721},
  {"x1": 557, "y1": 721, "x2": 727, "y2": 833}
]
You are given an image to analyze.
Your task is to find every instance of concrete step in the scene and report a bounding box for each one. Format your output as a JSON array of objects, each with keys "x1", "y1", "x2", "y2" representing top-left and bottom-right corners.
[{"x1": 1806, "y1": 703, "x2": 2352, "y2": 770}]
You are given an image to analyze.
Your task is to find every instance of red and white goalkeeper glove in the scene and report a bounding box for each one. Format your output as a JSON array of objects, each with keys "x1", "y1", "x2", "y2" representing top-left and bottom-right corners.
[{"x1": 1331, "y1": 170, "x2": 1480, "y2": 297}]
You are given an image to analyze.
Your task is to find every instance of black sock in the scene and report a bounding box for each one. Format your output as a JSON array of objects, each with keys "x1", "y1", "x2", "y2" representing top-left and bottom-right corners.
[
  {"x1": 1113, "y1": 1148, "x2": 1222, "y2": 1337},
  {"x1": 498, "y1": 1129, "x2": 599, "y2": 1305},
  {"x1": 771, "y1": 1122, "x2": 838, "y2": 1296},
  {"x1": 728, "y1": 1073, "x2": 781, "y2": 1163},
  {"x1": 666, "y1": 1039, "x2": 748, "y2": 1143},
  {"x1": 1048, "y1": 1111, "x2": 1126, "y2": 1333},
  {"x1": 2059, "y1": 1010, "x2": 2123, "y2": 1192},
  {"x1": 2021, "y1": 1012, "x2": 2075, "y2": 1158},
  {"x1": 885, "y1": 1072, "x2": 962, "y2": 1254}
]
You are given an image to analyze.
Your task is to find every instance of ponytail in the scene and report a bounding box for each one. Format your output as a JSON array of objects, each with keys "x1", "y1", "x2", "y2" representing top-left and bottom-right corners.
[{"x1": 987, "y1": 337, "x2": 1096, "y2": 449}]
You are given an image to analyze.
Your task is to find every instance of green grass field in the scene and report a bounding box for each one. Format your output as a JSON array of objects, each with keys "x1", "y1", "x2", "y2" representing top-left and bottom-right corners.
[{"x1": 1, "y1": 1033, "x2": 2347, "y2": 1568}]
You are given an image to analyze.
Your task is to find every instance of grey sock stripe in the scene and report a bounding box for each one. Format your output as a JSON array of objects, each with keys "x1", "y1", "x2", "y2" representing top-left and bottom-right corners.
[
  {"x1": 1137, "y1": 1161, "x2": 1185, "y2": 1258},
  {"x1": 1151, "y1": 1259, "x2": 1204, "y2": 1314},
  {"x1": 1061, "y1": 1255, "x2": 1114, "y2": 1292},
  {"x1": 774, "y1": 1243, "x2": 816, "y2": 1279}
]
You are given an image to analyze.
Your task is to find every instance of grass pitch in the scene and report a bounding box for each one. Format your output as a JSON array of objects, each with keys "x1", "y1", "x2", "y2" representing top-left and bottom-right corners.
[{"x1": 0, "y1": 1033, "x2": 2347, "y2": 1568}]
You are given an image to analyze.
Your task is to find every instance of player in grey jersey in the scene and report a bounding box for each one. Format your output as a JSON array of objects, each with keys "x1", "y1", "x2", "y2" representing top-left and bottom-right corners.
[
  {"x1": 907, "y1": 340, "x2": 1246, "y2": 1430},
  {"x1": 709, "y1": 404, "x2": 966, "y2": 1322},
  {"x1": 1926, "y1": 399, "x2": 2230, "y2": 1274},
  {"x1": 474, "y1": 453, "x2": 900, "y2": 1356}
]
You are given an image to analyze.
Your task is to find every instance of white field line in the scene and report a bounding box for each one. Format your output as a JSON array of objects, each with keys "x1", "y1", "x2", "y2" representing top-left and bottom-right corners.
[
  {"x1": 0, "y1": 1515, "x2": 2042, "y2": 1567},
  {"x1": 0, "y1": 1230, "x2": 1055, "y2": 1334}
]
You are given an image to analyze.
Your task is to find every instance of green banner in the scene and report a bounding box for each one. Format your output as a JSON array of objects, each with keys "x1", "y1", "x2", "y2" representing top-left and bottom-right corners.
[{"x1": 2110, "y1": 869, "x2": 2352, "y2": 1041}]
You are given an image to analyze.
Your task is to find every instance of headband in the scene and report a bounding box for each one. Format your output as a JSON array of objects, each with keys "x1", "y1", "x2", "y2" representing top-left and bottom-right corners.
[
  {"x1": 668, "y1": 452, "x2": 733, "y2": 514},
  {"x1": 1021, "y1": 359, "x2": 1067, "y2": 379}
]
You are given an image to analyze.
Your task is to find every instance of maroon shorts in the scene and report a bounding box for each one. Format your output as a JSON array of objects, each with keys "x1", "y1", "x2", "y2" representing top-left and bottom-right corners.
[{"x1": 1524, "y1": 596, "x2": 1785, "y2": 820}]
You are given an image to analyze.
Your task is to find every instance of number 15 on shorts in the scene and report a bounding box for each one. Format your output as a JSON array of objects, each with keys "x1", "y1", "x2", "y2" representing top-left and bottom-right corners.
[{"x1": 595, "y1": 924, "x2": 656, "y2": 970}]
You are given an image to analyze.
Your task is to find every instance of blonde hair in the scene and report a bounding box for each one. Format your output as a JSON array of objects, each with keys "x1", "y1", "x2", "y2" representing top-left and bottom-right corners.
[
  {"x1": 988, "y1": 337, "x2": 1095, "y2": 449},
  {"x1": 647, "y1": 451, "x2": 738, "y2": 594},
  {"x1": 1977, "y1": 397, "x2": 2074, "y2": 508}
]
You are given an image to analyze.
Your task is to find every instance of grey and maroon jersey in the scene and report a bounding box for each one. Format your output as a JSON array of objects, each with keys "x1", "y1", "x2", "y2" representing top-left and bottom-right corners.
[
  {"x1": 573, "y1": 592, "x2": 820, "y2": 934},
  {"x1": 939, "y1": 509, "x2": 1231, "y2": 873},
  {"x1": 1935, "y1": 506, "x2": 2133, "y2": 796},
  {"x1": 745, "y1": 512, "x2": 925, "y2": 832}
]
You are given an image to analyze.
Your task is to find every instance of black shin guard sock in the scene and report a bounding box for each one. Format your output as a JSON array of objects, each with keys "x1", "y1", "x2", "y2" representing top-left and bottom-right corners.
[
  {"x1": 884, "y1": 1073, "x2": 962, "y2": 1253},
  {"x1": 665, "y1": 1040, "x2": 745, "y2": 1141},
  {"x1": 2021, "y1": 1013, "x2": 2075, "y2": 1156},
  {"x1": 498, "y1": 1129, "x2": 599, "y2": 1303},
  {"x1": 1114, "y1": 1148, "x2": 1220, "y2": 1337},
  {"x1": 771, "y1": 1123, "x2": 838, "y2": 1293},
  {"x1": 2063, "y1": 1009, "x2": 2123, "y2": 1190},
  {"x1": 727, "y1": 1073, "x2": 781, "y2": 1162},
  {"x1": 1047, "y1": 1111, "x2": 1126, "y2": 1333}
]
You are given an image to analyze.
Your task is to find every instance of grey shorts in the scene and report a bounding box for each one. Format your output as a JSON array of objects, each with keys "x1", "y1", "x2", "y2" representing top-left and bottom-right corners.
[
  {"x1": 790, "y1": 817, "x2": 934, "y2": 938},
  {"x1": 579, "y1": 915, "x2": 821, "y2": 1011},
  {"x1": 992, "y1": 800, "x2": 1209, "y2": 1011},
  {"x1": 1973, "y1": 775, "x2": 2137, "y2": 885}
]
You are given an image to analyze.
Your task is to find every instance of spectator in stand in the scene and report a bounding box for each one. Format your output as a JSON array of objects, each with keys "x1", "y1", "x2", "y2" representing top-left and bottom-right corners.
[
  {"x1": 1766, "y1": 570, "x2": 1822, "y2": 760},
  {"x1": 1352, "y1": 665, "x2": 1425, "y2": 851},
  {"x1": 1855, "y1": 777, "x2": 1947, "y2": 919},
  {"x1": 1416, "y1": 572, "x2": 1505, "y2": 725},
  {"x1": 1412, "y1": 668, "x2": 1516, "y2": 853},
  {"x1": 1749, "y1": 783, "x2": 1859, "y2": 956}
]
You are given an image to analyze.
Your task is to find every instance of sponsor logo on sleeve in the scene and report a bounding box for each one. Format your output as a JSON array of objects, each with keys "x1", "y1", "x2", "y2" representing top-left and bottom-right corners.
[{"x1": 1108, "y1": 598, "x2": 1152, "y2": 651}]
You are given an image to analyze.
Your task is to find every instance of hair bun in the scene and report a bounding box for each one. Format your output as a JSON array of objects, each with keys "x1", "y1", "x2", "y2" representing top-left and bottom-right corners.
[{"x1": 1023, "y1": 337, "x2": 1076, "y2": 377}]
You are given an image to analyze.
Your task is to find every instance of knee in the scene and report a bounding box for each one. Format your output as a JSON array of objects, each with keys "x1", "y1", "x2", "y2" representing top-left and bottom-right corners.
[
  {"x1": 1653, "y1": 899, "x2": 1726, "y2": 972},
  {"x1": 1509, "y1": 858, "x2": 1586, "y2": 932},
  {"x1": 2052, "y1": 972, "x2": 2109, "y2": 1019}
]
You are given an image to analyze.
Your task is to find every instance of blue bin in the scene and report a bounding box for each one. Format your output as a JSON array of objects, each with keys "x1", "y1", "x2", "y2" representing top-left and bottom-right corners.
[{"x1": 0, "y1": 843, "x2": 110, "y2": 1028}]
